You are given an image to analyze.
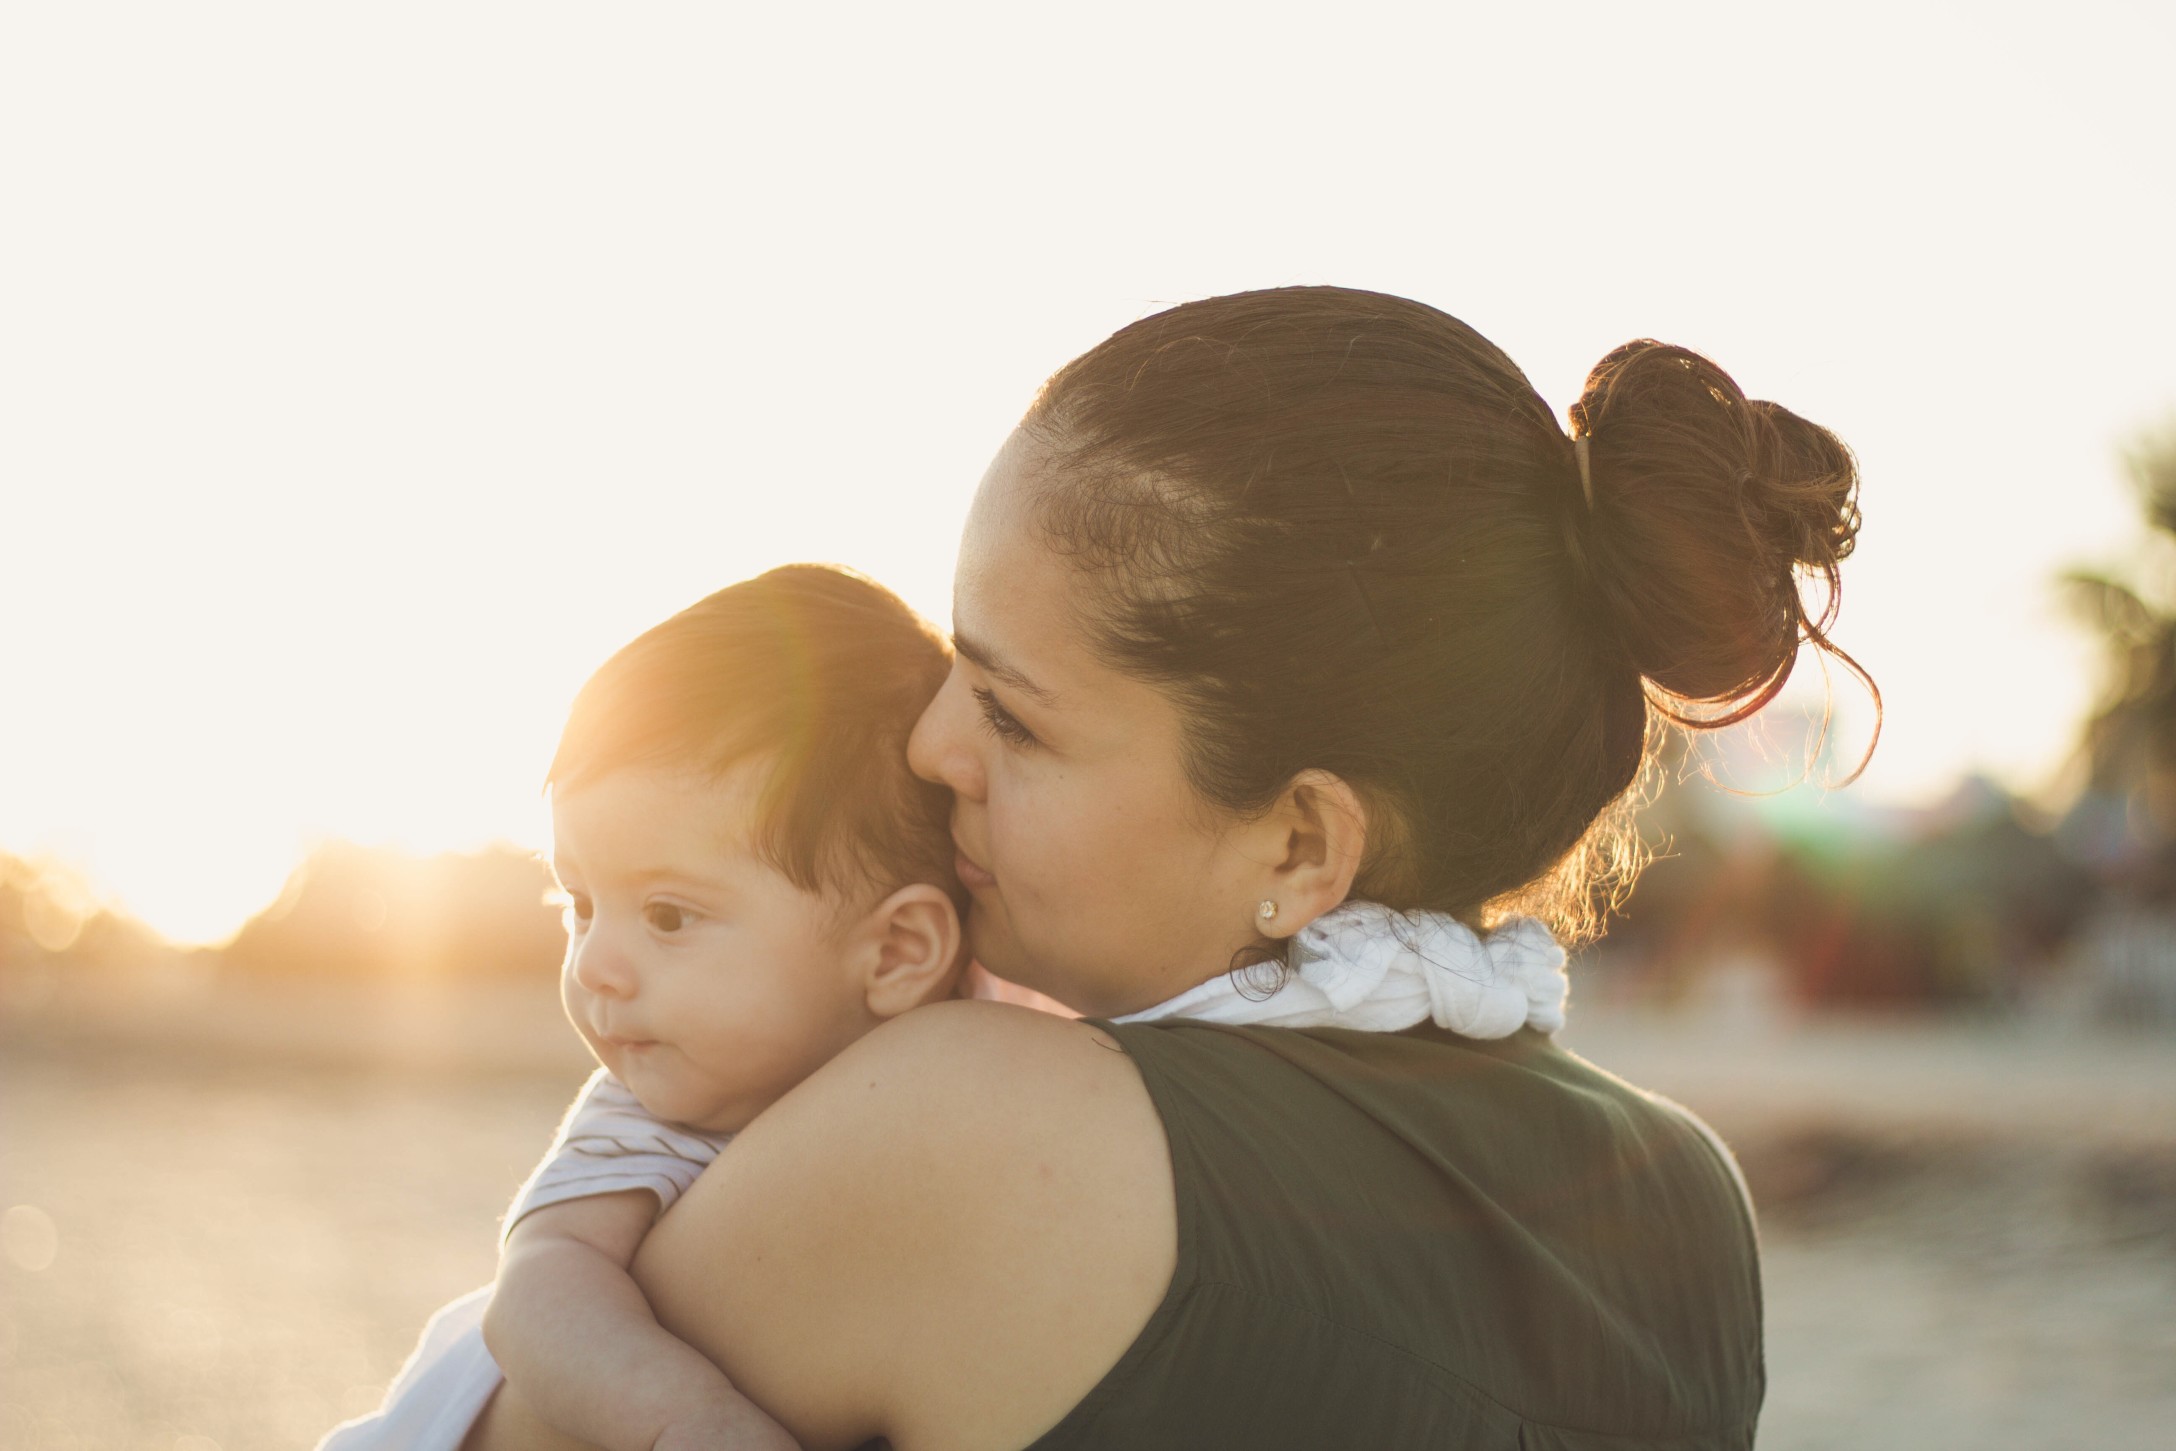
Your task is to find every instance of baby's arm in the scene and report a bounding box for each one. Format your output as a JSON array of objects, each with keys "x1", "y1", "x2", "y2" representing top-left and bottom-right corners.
[{"x1": 483, "y1": 1190, "x2": 796, "y2": 1451}]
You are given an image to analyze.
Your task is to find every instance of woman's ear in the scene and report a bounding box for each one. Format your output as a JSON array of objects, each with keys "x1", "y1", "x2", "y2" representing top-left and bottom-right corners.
[
  {"x1": 849, "y1": 883, "x2": 965, "y2": 1019},
  {"x1": 1257, "y1": 769, "x2": 1369, "y2": 938}
]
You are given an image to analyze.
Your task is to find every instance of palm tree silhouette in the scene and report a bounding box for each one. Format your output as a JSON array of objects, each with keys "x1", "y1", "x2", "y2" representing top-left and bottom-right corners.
[{"x1": 2063, "y1": 423, "x2": 2176, "y2": 843}]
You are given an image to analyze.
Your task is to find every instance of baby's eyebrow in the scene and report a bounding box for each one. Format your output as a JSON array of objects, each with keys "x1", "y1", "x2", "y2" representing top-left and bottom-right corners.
[
  {"x1": 628, "y1": 862, "x2": 740, "y2": 895},
  {"x1": 952, "y1": 629, "x2": 1058, "y2": 706}
]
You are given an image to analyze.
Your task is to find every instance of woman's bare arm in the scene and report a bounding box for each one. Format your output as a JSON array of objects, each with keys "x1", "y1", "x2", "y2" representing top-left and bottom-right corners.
[{"x1": 628, "y1": 1000, "x2": 1176, "y2": 1451}]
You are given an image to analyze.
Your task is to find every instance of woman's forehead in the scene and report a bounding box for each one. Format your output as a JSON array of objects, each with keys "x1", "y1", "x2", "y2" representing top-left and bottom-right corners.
[
  {"x1": 957, "y1": 430, "x2": 1046, "y2": 577},
  {"x1": 952, "y1": 430, "x2": 1171, "y2": 730},
  {"x1": 954, "y1": 433, "x2": 1072, "y2": 671}
]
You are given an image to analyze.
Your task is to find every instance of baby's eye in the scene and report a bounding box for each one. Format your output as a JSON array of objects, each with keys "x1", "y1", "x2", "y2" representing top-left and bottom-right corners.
[
  {"x1": 560, "y1": 893, "x2": 594, "y2": 933},
  {"x1": 644, "y1": 902, "x2": 688, "y2": 934},
  {"x1": 973, "y1": 687, "x2": 1040, "y2": 750}
]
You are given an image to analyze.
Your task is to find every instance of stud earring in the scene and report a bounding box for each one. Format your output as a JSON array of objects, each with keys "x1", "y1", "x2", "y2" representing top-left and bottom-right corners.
[{"x1": 1258, "y1": 899, "x2": 1279, "y2": 923}]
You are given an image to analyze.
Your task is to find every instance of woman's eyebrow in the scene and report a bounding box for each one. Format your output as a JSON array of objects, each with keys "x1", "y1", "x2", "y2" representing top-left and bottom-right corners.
[{"x1": 952, "y1": 629, "x2": 1059, "y2": 706}]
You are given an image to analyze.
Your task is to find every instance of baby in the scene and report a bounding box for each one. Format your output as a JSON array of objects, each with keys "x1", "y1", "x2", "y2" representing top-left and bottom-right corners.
[{"x1": 320, "y1": 563, "x2": 966, "y2": 1451}]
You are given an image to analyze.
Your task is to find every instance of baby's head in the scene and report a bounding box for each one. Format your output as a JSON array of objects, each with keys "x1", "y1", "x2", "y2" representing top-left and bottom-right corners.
[{"x1": 545, "y1": 564, "x2": 964, "y2": 1132}]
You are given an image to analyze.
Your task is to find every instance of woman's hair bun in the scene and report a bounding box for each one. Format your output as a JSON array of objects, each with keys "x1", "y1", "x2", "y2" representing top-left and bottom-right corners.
[{"x1": 1569, "y1": 340, "x2": 1868, "y2": 734}]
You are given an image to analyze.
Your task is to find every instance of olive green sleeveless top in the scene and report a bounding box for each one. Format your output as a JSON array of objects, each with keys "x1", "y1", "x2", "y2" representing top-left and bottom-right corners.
[{"x1": 1024, "y1": 1020, "x2": 1762, "y2": 1451}]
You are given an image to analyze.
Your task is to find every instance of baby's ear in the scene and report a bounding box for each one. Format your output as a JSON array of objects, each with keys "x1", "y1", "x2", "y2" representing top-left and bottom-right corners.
[{"x1": 852, "y1": 883, "x2": 964, "y2": 1019}]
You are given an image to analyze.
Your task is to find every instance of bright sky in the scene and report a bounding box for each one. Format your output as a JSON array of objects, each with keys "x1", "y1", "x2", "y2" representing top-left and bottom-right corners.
[{"x1": 4, "y1": 2, "x2": 2172, "y2": 945}]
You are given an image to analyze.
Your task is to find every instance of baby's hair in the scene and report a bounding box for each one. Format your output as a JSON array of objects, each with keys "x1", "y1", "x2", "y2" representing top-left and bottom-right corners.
[{"x1": 548, "y1": 564, "x2": 962, "y2": 913}]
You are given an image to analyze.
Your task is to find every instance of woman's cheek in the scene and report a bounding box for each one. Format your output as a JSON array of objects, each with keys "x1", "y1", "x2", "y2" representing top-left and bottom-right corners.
[{"x1": 986, "y1": 759, "x2": 1045, "y2": 868}]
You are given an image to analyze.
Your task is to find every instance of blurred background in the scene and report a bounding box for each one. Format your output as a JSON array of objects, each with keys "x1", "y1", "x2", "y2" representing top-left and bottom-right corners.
[{"x1": 4, "y1": 3, "x2": 2173, "y2": 1448}]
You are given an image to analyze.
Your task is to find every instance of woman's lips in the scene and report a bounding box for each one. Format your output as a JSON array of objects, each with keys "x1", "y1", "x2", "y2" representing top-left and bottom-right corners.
[{"x1": 954, "y1": 845, "x2": 997, "y2": 891}]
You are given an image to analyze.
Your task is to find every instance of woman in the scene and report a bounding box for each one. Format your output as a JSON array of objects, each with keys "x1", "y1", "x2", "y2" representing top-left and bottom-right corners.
[{"x1": 483, "y1": 285, "x2": 1864, "y2": 1449}]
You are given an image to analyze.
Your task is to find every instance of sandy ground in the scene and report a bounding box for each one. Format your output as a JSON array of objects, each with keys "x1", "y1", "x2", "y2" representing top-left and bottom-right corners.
[{"x1": 3, "y1": 968, "x2": 2173, "y2": 1450}]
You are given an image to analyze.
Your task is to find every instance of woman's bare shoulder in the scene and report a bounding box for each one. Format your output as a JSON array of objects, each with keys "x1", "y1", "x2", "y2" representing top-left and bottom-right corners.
[
  {"x1": 849, "y1": 995, "x2": 1131, "y2": 1088},
  {"x1": 633, "y1": 1001, "x2": 1175, "y2": 1451}
]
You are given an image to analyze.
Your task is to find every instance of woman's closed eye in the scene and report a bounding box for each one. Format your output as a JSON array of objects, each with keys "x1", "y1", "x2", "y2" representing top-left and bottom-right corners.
[{"x1": 973, "y1": 686, "x2": 1040, "y2": 749}]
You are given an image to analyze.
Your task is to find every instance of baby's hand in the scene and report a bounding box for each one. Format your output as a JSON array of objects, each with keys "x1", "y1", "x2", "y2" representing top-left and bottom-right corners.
[{"x1": 652, "y1": 1398, "x2": 802, "y2": 1451}]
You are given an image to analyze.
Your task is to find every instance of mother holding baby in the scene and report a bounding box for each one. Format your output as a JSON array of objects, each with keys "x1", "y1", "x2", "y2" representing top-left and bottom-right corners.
[{"x1": 486, "y1": 286, "x2": 1864, "y2": 1449}]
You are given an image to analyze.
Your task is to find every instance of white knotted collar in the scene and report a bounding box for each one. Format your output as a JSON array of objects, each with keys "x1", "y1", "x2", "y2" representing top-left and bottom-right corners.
[{"x1": 1113, "y1": 899, "x2": 1569, "y2": 1039}]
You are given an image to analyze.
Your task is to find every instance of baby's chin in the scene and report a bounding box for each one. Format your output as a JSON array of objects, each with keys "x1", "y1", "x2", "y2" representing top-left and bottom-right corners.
[
  {"x1": 628, "y1": 1081, "x2": 763, "y2": 1136},
  {"x1": 597, "y1": 1053, "x2": 741, "y2": 1133}
]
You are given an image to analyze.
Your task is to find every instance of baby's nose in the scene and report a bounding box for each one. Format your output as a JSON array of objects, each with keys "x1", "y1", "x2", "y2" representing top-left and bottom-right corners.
[{"x1": 570, "y1": 937, "x2": 638, "y2": 998}]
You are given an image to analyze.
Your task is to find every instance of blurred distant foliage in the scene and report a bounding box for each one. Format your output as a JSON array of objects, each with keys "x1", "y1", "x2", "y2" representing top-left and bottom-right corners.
[
  {"x1": 2063, "y1": 421, "x2": 2176, "y2": 844},
  {"x1": 222, "y1": 842, "x2": 564, "y2": 979},
  {"x1": 0, "y1": 854, "x2": 167, "y2": 971},
  {"x1": 0, "y1": 844, "x2": 562, "y2": 982},
  {"x1": 0, "y1": 777, "x2": 2146, "y2": 1014},
  {"x1": 1604, "y1": 768, "x2": 2090, "y2": 1011}
]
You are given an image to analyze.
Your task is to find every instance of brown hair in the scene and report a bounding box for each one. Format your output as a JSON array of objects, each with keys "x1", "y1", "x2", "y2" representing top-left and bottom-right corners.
[
  {"x1": 1025, "y1": 286, "x2": 1872, "y2": 943},
  {"x1": 548, "y1": 564, "x2": 962, "y2": 911}
]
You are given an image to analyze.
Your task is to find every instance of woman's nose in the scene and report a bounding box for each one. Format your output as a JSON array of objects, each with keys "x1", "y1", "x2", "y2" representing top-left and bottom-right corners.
[{"x1": 908, "y1": 664, "x2": 988, "y2": 802}]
